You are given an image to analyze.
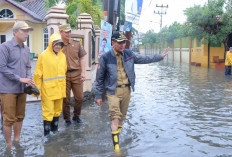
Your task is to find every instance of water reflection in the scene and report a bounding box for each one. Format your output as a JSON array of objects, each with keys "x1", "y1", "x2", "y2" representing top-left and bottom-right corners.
[{"x1": 1, "y1": 61, "x2": 232, "y2": 156}]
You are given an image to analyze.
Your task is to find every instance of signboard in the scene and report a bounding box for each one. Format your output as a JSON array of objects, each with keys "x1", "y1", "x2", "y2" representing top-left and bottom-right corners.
[
  {"x1": 125, "y1": 0, "x2": 143, "y2": 24},
  {"x1": 99, "y1": 20, "x2": 113, "y2": 58},
  {"x1": 124, "y1": 21, "x2": 132, "y2": 32}
]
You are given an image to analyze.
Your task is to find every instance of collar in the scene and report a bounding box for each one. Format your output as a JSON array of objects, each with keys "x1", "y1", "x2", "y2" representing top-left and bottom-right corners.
[
  {"x1": 63, "y1": 39, "x2": 71, "y2": 46},
  {"x1": 113, "y1": 49, "x2": 123, "y2": 56},
  {"x1": 11, "y1": 38, "x2": 24, "y2": 47}
]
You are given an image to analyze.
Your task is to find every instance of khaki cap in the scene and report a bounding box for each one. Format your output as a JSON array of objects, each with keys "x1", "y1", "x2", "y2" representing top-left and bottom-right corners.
[
  {"x1": 58, "y1": 24, "x2": 71, "y2": 32},
  {"x1": 13, "y1": 21, "x2": 33, "y2": 31}
]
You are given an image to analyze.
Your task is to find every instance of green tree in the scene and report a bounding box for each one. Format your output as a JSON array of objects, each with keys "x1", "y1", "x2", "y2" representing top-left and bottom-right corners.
[
  {"x1": 184, "y1": 0, "x2": 225, "y2": 46},
  {"x1": 142, "y1": 0, "x2": 231, "y2": 50},
  {"x1": 141, "y1": 30, "x2": 158, "y2": 46},
  {"x1": 44, "y1": 0, "x2": 61, "y2": 8},
  {"x1": 44, "y1": 0, "x2": 103, "y2": 27},
  {"x1": 76, "y1": 0, "x2": 103, "y2": 26}
]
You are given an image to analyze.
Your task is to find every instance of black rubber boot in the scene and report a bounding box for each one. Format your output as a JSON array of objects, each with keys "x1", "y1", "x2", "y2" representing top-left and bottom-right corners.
[
  {"x1": 43, "y1": 120, "x2": 51, "y2": 136},
  {"x1": 51, "y1": 117, "x2": 59, "y2": 133}
]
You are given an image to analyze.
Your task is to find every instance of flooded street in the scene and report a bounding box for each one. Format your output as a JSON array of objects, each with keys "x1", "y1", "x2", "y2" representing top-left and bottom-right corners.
[{"x1": 1, "y1": 61, "x2": 232, "y2": 156}]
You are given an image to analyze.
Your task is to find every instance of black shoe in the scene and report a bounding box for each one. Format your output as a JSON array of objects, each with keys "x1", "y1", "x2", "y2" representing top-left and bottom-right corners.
[
  {"x1": 65, "y1": 121, "x2": 72, "y2": 127},
  {"x1": 72, "y1": 117, "x2": 83, "y2": 124}
]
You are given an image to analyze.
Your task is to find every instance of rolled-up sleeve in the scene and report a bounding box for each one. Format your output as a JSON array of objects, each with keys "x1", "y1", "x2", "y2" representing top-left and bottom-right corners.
[{"x1": 0, "y1": 44, "x2": 20, "y2": 82}]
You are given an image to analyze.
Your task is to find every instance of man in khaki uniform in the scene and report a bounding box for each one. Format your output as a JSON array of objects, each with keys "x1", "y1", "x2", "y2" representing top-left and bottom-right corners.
[
  {"x1": 59, "y1": 24, "x2": 87, "y2": 126},
  {"x1": 96, "y1": 31, "x2": 169, "y2": 150}
]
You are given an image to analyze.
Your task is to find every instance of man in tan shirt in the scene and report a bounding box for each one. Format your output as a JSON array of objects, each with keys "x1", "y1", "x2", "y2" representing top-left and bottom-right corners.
[
  {"x1": 96, "y1": 31, "x2": 169, "y2": 150},
  {"x1": 59, "y1": 24, "x2": 87, "y2": 126}
]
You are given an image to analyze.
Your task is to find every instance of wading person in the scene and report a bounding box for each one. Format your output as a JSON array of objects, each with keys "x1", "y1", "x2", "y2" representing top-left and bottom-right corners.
[
  {"x1": 225, "y1": 47, "x2": 232, "y2": 75},
  {"x1": 0, "y1": 21, "x2": 35, "y2": 148},
  {"x1": 33, "y1": 33, "x2": 67, "y2": 136},
  {"x1": 95, "y1": 31, "x2": 169, "y2": 150},
  {"x1": 59, "y1": 24, "x2": 87, "y2": 126}
]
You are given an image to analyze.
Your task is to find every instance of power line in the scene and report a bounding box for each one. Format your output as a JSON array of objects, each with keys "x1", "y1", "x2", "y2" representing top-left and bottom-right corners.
[
  {"x1": 154, "y1": 4, "x2": 168, "y2": 31},
  {"x1": 154, "y1": 4, "x2": 168, "y2": 53}
]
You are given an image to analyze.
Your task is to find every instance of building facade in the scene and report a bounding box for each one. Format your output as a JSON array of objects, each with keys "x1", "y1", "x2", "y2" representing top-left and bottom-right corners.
[{"x1": 0, "y1": 0, "x2": 48, "y2": 56}]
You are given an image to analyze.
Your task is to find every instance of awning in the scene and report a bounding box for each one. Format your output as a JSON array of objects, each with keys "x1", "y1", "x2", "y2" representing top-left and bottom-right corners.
[{"x1": 0, "y1": 22, "x2": 14, "y2": 34}]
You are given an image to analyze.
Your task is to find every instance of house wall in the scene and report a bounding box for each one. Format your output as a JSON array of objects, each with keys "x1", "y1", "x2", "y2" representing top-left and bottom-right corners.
[
  {"x1": 140, "y1": 37, "x2": 225, "y2": 69},
  {"x1": 191, "y1": 39, "x2": 225, "y2": 68},
  {"x1": 29, "y1": 23, "x2": 47, "y2": 56},
  {"x1": 0, "y1": 3, "x2": 46, "y2": 56}
]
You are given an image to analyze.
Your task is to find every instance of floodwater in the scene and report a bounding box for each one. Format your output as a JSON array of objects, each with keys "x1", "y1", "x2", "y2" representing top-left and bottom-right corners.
[{"x1": 1, "y1": 61, "x2": 232, "y2": 157}]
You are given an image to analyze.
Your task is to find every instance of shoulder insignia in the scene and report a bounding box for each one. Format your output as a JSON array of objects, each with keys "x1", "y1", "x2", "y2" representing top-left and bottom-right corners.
[{"x1": 73, "y1": 39, "x2": 80, "y2": 42}]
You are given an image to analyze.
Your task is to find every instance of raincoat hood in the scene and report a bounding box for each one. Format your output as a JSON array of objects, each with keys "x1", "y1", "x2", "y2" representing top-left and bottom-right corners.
[{"x1": 45, "y1": 33, "x2": 63, "y2": 53}]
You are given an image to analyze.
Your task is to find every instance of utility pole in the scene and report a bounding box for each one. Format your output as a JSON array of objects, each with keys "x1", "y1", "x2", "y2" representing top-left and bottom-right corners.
[{"x1": 154, "y1": 4, "x2": 168, "y2": 53}]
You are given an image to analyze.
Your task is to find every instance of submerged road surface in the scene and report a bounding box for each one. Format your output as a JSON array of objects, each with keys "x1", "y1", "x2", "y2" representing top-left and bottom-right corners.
[{"x1": 0, "y1": 61, "x2": 232, "y2": 156}]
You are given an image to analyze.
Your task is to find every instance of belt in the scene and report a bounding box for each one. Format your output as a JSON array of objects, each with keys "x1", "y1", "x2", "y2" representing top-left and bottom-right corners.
[
  {"x1": 67, "y1": 69, "x2": 79, "y2": 73},
  {"x1": 117, "y1": 84, "x2": 130, "y2": 88}
]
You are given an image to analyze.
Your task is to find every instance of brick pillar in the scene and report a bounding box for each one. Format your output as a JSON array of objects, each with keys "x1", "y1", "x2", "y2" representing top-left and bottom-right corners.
[{"x1": 45, "y1": 7, "x2": 68, "y2": 37}]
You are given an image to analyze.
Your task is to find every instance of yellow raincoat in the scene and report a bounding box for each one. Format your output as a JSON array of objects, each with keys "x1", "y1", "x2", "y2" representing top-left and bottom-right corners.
[
  {"x1": 33, "y1": 33, "x2": 67, "y2": 121},
  {"x1": 225, "y1": 51, "x2": 232, "y2": 66}
]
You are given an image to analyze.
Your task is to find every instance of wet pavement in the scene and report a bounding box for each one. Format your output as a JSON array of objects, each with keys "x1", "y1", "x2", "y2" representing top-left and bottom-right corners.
[{"x1": 1, "y1": 60, "x2": 232, "y2": 156}]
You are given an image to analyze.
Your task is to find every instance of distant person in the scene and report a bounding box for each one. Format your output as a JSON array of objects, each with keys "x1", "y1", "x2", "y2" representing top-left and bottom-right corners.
[
  {"x1": 33, "y1": 33, "x2": 67, "y2": 136},
  {"x1": 95, "y1": 31, "x2": 169, "y2": 150},
  {"x1": 225, "y1": 47, "x2": 232, "y2": 75},
  {"x1": 59, "y1": 24, "x2": 87, "y2": 126},
  {"x1": 0, "y1": 21, "x2": 35, "y2": 148},
  {"x1": 99, "y1": 38, "x2": 109, "y2": 57}
]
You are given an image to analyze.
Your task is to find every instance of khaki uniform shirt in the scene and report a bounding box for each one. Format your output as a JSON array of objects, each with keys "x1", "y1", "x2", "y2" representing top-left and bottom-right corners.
[
  {"x1": 114, "y1": 50, "x2": 130, "y2": 86},
  {"x1": 62, "y1": 39, "x2": 87, "y2": 71}
]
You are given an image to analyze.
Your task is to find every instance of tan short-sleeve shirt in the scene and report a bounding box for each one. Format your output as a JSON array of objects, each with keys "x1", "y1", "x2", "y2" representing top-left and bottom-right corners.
[
  {"x1": 114, "y1": 50, "x2": 130, "y2": 86},
  {"x1": 62, "y1": 39, "x2": 87, "y2": 70}
]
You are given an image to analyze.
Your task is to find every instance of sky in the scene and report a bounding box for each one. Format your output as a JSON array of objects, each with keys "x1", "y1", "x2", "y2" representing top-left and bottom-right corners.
[{"x1": 136, "y1": 0, "x2": 209, "y2": 33}]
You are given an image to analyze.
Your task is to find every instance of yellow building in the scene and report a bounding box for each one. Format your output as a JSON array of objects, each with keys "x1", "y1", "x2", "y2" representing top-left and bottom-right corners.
[
  {"x1": 0, "y1": 0, "x2": 48, "y2": 56},
  {"x1": 191, "y1": 38, "x2": 225, "y2": 69}
]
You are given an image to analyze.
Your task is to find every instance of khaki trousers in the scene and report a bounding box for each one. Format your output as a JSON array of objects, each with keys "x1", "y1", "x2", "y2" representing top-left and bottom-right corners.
[
  {"x1": 63, "y1": 71, "x2": 83, "y2": 121},
  {"x1": 0, "y1": 93, "x2": 26, "y2": 126},
  {"x1": 107, "y1": 87, "x2": 131, "y2": 121}
]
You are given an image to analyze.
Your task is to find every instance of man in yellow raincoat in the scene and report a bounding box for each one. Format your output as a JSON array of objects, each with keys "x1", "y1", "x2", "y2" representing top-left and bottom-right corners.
[
  {"x1": 225, "y1": 47, "x2": 232, "y2": 75},
  {"x1": 33, "y1": 33, "x2": 67, "y2": 136}
]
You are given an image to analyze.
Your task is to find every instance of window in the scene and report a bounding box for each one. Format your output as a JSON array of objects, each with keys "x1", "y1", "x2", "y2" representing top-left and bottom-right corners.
[
  {"x1": 0, "y1": 9, "x2": 14, "y2": 19},
  {"x1": 0, "y1": 35, "x2": 6, "y2": 44},
  {"x1": 43, "y1": 28, "x2": 48, "y2": 50}
]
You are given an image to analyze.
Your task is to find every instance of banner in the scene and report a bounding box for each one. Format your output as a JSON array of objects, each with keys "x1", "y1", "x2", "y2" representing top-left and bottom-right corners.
[
  {"x1": 124, "y1": 21, "x2": 132, "y2": 32},
  {"x1": 99, "y1": 20, "x2": 113, "y2": 58},
  {"x1": 125, "y1": 0, "x2": 143, "y2": 24}
]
